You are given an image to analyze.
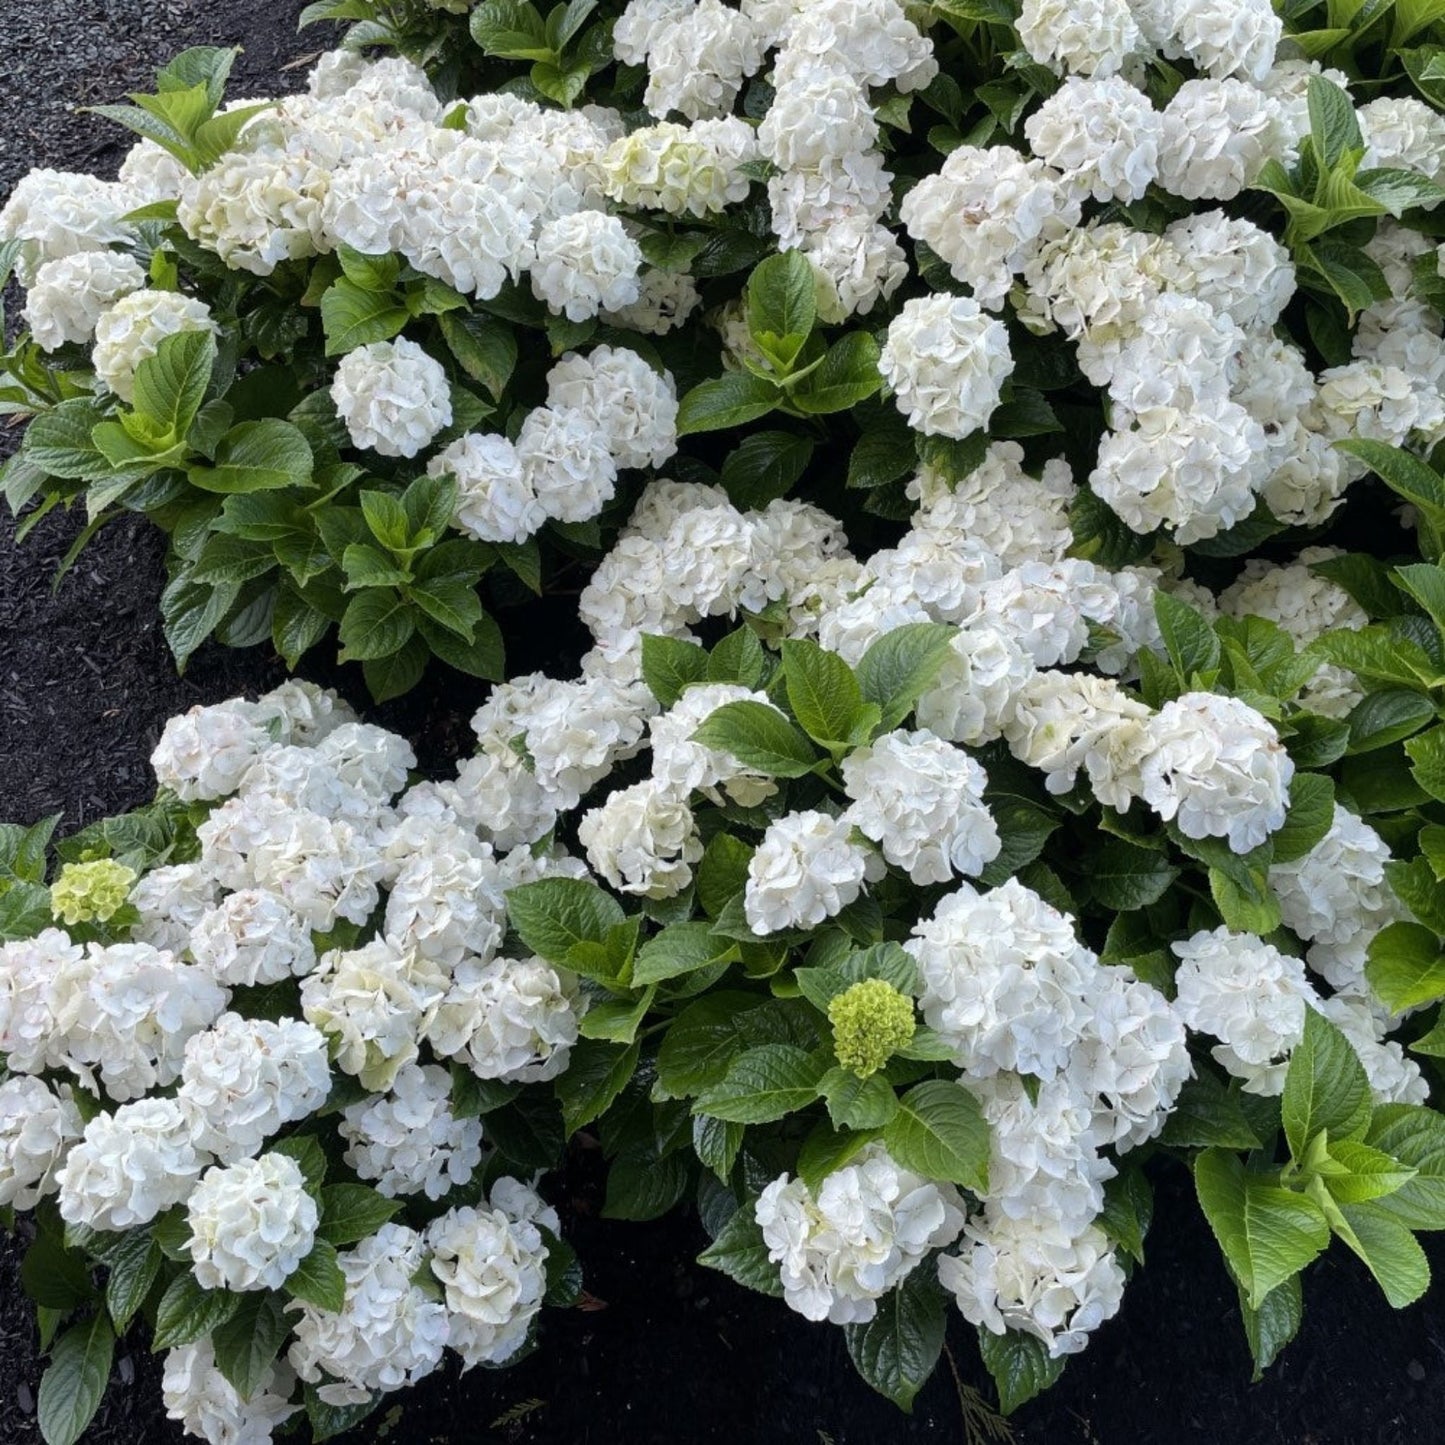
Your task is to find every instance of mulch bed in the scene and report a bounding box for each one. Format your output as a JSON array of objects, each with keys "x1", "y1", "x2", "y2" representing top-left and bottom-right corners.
[{"x1": 1, "y1": 6, "x2": 1443, "y2": 1442}]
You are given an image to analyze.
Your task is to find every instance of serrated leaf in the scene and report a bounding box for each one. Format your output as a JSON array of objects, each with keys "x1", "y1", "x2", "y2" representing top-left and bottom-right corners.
[
  {"x1": 882, "y1": 1080, "x2": 988, "y2": 1192},
  {"x1": 977, "y1": 1328, "x2": 1065, "y2": 1415},
  {"x1": 316, "y1": 1184, "x2": 401, "y2": 1246},
  {"x1": 1282, "y1": 1007, "x2": 1371, "y2": 1161},
  {"x1": 507, "y1": 878, "x2": 626, "y2": 967},
  {"x1": 844, "y1": 1270, "x2": 947, "y2": 1411},
  {"x1": 856, "y1": 623, "x2": 958, "y2": 732},
  {"x1": 287, "y1": 1239, "x2": 346, "y2": 1312},
  {"x1": 693, "y1": 1043, "x2": 825, "y2": 1124},
  {"x1": 691, "y1": 700, "x2": 818, "y2": 778},
  {"x1": 697, "y1": 1199, "x2": 784, "y2": 1295},
  {"x1": 37, "y1": 1314, "x2": 114, "y2": 1445},
  {"x1": 152, "y1": 1272, "x2": 242, "y2": 1349}
]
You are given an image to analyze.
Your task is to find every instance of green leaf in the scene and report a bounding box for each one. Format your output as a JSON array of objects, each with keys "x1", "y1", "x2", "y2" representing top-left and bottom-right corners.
[
  {"x1": 1086, "y1": 836, "x2": 1179, "y2": 911},
  {"x1": 269, "y1": 1136, "x2": 328, "y2": 1194},
  {"x1": 152, "y1": 1272, "x2": 242, "y2": 1349},
  {"x1": 633, "y1": 921, "x2": 740, "y2": 986},
  {"x1": 856, "y1": 623, "x2": 958, "y2": 732},
  {"x1": 1281, "y1": 1008, "x2": 1372, "y2": 1161},
  {"x1": 697, "y1": 1199, "x2": 785, "y2": 1296},
  {"x1": 211, "y1": 1292, "x2": 290, "y2": 1400},
  {"x1": 657, "y1": 994, "x2": 810, "y2": 1098},
  {"x1": 438, "y1": 311, "x2": 517, "y2": 401},
  {"x1": 336, "y1": 246, "x2": 402, "y2": 293},
  {"x1": 1322, "y1": 1139, "x2": 1417, "y2": 1205},
  {"x1": 1308, "y1": 74, "x2": 1362, "y2": 168},
  {"x1": 791, "y1": 332, "x2": 884, "y2": 414},
  {"x1": 321, "y1": 277, "x2": 409, "y2": 356},
  {"x1": 691, "y1": 700, "x2": 819, "y2": 778},
  {"x1": 1366, "y1": 1104, "x2": 1445, "y2": 1230},
  {"x1": 819, "y1": 1068, "x2": 899, "y2": 1130},
  {"x1": 1239, "y1": 1276, "x2": 1302, "y2": 1382},
  {"x1": 719, "y1": 429, "x2": 814, "y2": 509},
  {"x1": 359, "y1": 489, "x2": 410, "y2": 549},
  {"x1": 882, "y1": 1080, "x2": 989, "y2": 1192},
  {"x1": 556, "y1": 1038, "x2": 640, "y2": 1133},
  {"x1": 131, "y1": 328, "x2": 216, "y2": 440},
  {"x1": 189, "y1": 420, "x2": 313, "y2": 494},
  {"x1": 746, "y1": 251, "x2": 817, "y2": 369},
  {"x1": 707, "y1": 626, "x2": 769, "y2": 688},
  {"x1": 1366, "y1": 921, "x2": 1445, "y2": 1012},
  {"x1": 160, "y1": 573, "x2": 239, "y2": 671},
  {"x1": 676, "y1": 372, "x2": 779, "y2": 435},
  {"x1": 1270, "y1": 773, "x2": 1337, "y2": 864},
  {"x1": 782, "y1": 638, "x2": 863, "y2": 748},
  {"x1": 1386, "y1": 855, "x2": 1445, "y2": 934},
  {"x1": 693, "y1": 1043, "x2": 825, "y2": 1123},
  {"x1": 507, "y1": 877, "x2": 625, "y2": 967},
  {"x1": 288, "y1": 1239, "x2": 346, "y2": 1312},
  {"x1": 103, "y1": 1231, "x2": 160, "y2": 1332},
  {"x1": 1209, "y1": 865, "x2": 1282, "y2": 936},
  {"x1": 317, "y1": 1184, "x2": 402, "y2": 1246},
  {"x1": 23, "y1": 399, "x2": 115, "y2": 481},
  {"x1": 1336, "y1": 1203, "x2": 1430, "y2": 1307},
  {"x1": 37, "y1": 1314, "x2": 114, "y2": 1445},
  {"x1": 337, "y1": 589, "x2": 414, "y2": 662},
  {"x1": 409, "y1": 577, "x2": 484, "y2": 640},
  {"x1": 1406, "y1": 726, "x2": 1445, "y2": 803},
  {"x1": 977, "y1": 1328, "x2": 1066, "y2": 1415},
  {"x1": 602, "y1": 1152, "x2": 692, "y2": 1221},
  {"x1": 1335, "y1": 440, "x2": 1445, "y2": 517},
  {"x1": 640, "y1": 634, "x2": 709, "y2": 708},
  {"x1": 1194, "y1": 1149, "x2": 1330, "y2": 1309},
  {"x1": 844, "y1": 1270, "x2": 947, "y2": 1411},
  {"x1": 362, "y1": 636, "x2": 429, "y2": 703},
  {"x1": 1155, "y1": 590, "x2": 1221, "y2": 679}
]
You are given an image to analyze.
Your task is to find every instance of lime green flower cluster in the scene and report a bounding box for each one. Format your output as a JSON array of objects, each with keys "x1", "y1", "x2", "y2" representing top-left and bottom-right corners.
[
  {"x1": 827, "y1": 979, "x2": 916, "y2": 1079},
  {"x1": 49, "y1": 858, "x2": 137, "y2": 927}
]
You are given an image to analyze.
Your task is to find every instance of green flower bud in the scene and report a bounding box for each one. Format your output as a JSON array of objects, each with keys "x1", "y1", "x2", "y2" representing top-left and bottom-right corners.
[
  {"x1": 827, "y1": 978, "x2": 916, "y2": 1079},
  {"x1": 50, "y1": 858, "x2": 136, "y2": 927}
]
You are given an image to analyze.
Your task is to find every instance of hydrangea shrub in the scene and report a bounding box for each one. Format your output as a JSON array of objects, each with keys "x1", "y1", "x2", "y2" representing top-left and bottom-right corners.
[{"x1": 3, "y1": 0, "x2": 1445, "y2": 1439}]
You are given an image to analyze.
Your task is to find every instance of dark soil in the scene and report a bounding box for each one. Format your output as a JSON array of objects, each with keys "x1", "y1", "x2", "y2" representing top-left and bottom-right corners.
[{"x1": 2, "y1": 6, "x2": 1444, "y2": 1445}]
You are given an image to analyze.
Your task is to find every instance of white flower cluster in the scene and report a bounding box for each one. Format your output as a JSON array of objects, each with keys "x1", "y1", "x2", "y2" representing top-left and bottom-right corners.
[{"x1": 756, "y1": 1145, "x2": 966, "y2": 1323}]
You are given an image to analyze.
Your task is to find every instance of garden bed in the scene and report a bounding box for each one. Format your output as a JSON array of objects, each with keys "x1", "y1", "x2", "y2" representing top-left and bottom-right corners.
[{"x1": 4, "y1": 3, "x2": 1445, "y2": 1444}]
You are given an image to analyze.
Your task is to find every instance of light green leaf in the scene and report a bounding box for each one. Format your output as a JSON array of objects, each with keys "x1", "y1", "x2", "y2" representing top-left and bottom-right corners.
[
  {"x1": 819, "y1": 1067, "x2": 899, "y2": 1131},
  {"x1": 633, "y1": 922, "x2": 740, "y2": 986},
  {"x1": 37, "y1": 1314, "x2": 114, "y2": 1445},
  {"x1": 676, "y1": 372, "x2": 779, "y2": 435},
  {"x1": 337, "y1": 589, "x2": 414, "y2": 663},
  {"x1": 782, "y1": 638, "x2": 863, "y2": 747},
  {"x1": 211, "y1": 1292, "x2": 289, "y2": 1400},
  {"x1": 1336, "y1": 1203, "x2": 1430, "y2": 1307},
  {"x1": 152, "y1": 1272, "x2": 242, "y2": 1349},
  {"x1": 1194, "y1": 1149, "x2": 1330, "y2": 1309},
  {"x1": 856, "y1": 623, "x2": 958, "y2": 732},
  {"x1": 746, "y1": 250, "x2": 816, "y2": 369},
  {"x1": 1281, "y1": 1007, "x2": 1371, "y2": 1161},
  {"x1": 1366, "y1": 1104, "x2": 1445, "y2": 1230},
  {"x1": 691, "y1": 700, "x2": 819, "y2": 778},
  {"x1": 507, "y1": 877, "x2": 626, "y2": 967},
  {"x1": 189, "y1": 420, "x2": 313, "y2": 494},
  {"x1": 131, "y1": 328, "x2": 216, "y2": 440},
  {"x1": 640, "y1": 634, "x2": 709, "y2": 708},
  {"x1": 321, "y1": 276, "x2": 409, "y2": 356},
  {"x1": 791, "y1": 332, "x2": 884, "y2": 414},
  {"x1": 1366, "y1": 921, "x2": 1445, "y2": 1012},
  {"x1": 882, "y1": 1080, "x2": 989, "y2": 1192}
]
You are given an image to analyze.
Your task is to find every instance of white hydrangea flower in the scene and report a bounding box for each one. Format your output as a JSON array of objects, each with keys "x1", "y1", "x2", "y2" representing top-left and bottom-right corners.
[
  {"x1": 300, "y1": 940, "x2": 448, "y2": 1092},
  {"x1": 428, "y1": 1181, "x2": 558, "y2": 1368},
  {"x1": 1166, "y1": 209, "x2": 1294, "y2": 331},
  {"x1": 545, "y1": 345, "x2": 679, "y2": 470},
  {"x1": 642, "y1": 0, "x2": 765, "y2": 120},
  {"x1": 289, "y1": 1223, "x2": 450, "y2": 1402},
  {"x1": 1023, "y1": 76, "x2": 1161, "y2": 203},
  {"x1": 428, "y1": 955, "x2": 582, "y2": 1083},
  {"x1": 1139, "y1": 692, "x2": 1293, "y2": 852},
  {"x1": 760, "y1": 69, "x2": 878, "y2": 171},
  {"x1": 430, "y1": 432, "x2": 545, "y2": 544},
  {"x1": 1104, "y1": 293, "x2": 1243, "y2": 415},
  {"x1": 340, "y1": 1063, "x2": 484, "y2": 1200},
  {"x1": 1162, "y1": 0, "x2": 1281, "y2": 83},
  {"x1": 767, "y1": 151, "x2": 895, "y2": 249},
  {"x1": 899, "y1": 146, "x2": 1079, "y2": 308},
  {"x1": 756, "y1": 1146, "x2": 966, "y2": 1325},
  {"x1": 1360, "y1": 96, "x2": 1445, "y2": 191},
  {"x1": 129, "y1": 862, "x2": 218, "y2": 956},
  {"x1": 0, "y1": 167, "x2": 137, "y2": 284},
  {"x1": 1269, "y1": 805, "x2": 1405, "y2": 994},
  {"x1": 188, "y1": 1153, "x2": 319, "y2": 1292},
  {"x1": 1156, "y1": 79, "x2": 1280, "y2": 201},
  {"x1": 516, "y1": 405, "x2": 619, "y2": 524},
  {"x1": 532, "y1": 211, "x2": 644, "y2": 321},
  {"x1": 24, "y1": 250, "x2": 146, "y2": 351},
  {"x1": 1069, "y1": 965, "x2": 1192, "y2": 1149},
  {"x1": 602, "y1": 117, "x2": 756, "y2": 217},
  {"x1": 1004, "y1": 671, "x2": 1152, "y2": 808},
  {"x1": 1017, "y1": 0, "x2": 1141, "y2": 76},
  {"x1": 802, "y1": 215, "x2": 908, "y2": 322},
  {"x1": 915, "y1": 622, "x2": 1037, "y2": 747},
  {"x1": 879, "y1": 295, "x2": 1013, "y2": 439},
  {"x1": 331, "y1": 336, "x2": 453, "y2": 459},
  {"x1": 941, "y1": 1209, "x2": 1126, "y2": 1358},
  {"x1": 841, "y1": 729, "x2": 1001, "y2": 884},
  {"x1": 57, "y1": 1098, "x2": 208, "y2": 1232},
  {"x1": 976, "y1": 559, "x2": 1102, "y2": 668},
  {"x1": 578, "y1": 778, "x2": 703, "y2": 899},
  {"x1": 162, "y1": 1340, "x2": 298, "y2": 1445},
  {"x1": 745, "y1": 810, "x2": 880, "y2": 934},
  {"x1": 1089, "y1": 403, "x2": 1265, "y2": 544},
  {"x1": 0, "y1": 1076, "x2": 83, "y2": 1210},
  {"x1": 383, "y1": 822, "x2": 506, "y2": 966},
  {"x1": 602, "y1": 265, "x2": 701, "y2": 334},
  {"x1": 189, "y1": 889, "x2": 317, "y2": 986},
  {"x1": 91, "y1": 288, "x2": 218, "y2": 403},
  {"x1": 1172, "y1": 927, "x2": 1315, "y2": 1094},
  {"x1": 909, "y1": 879, "x2": 1100, "y2": 1080},
  {"x1": 179, "y1": 1013, "x2": 333, "y2": 1161}
]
